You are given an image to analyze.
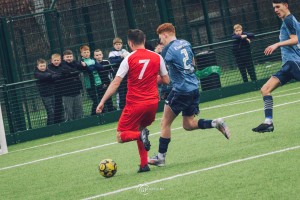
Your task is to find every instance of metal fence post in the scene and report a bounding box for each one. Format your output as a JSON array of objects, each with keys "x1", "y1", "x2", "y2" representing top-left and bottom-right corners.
[
  {"x1": 44, "y1": 9, "x2": 56, "y2": 55},
  {"x1": 0, "y1": 18, "x2": 20, "y2": 83},
  {"x1": 157, "y1": 0, "x2": 169, "y2": 23},
  {"x1": 82, "y1": 6, "x2": 95, "y2": 50},
  {"x1": 0, "y1": 18, "x2": 27, "y2": 133},
  {"x1": 124, "y1": 0, "x2": 137, "y2": 29},
  {"x1": 200, "y1": 0, "x2": 213, "y2": 44}
]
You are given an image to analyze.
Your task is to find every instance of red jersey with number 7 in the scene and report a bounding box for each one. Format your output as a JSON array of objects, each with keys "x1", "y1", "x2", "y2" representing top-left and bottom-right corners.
[{"x1": 116, "y1": 49, "x2": 168, "y2": 106}]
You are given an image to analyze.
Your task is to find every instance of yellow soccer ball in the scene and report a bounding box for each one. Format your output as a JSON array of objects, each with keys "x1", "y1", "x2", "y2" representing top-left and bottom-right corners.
[{"x1": 98, "y1": 159, "x2": 117, "y2": 178}]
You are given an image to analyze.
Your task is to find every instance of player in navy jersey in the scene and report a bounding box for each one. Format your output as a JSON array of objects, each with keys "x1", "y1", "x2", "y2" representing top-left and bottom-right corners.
[
  {"x1": 96, "y1": 29, "x2": 170, "y2": 173},
  {"x1": 148, "y1": 23, "x2": 231, "y2": 167},
  {"x1": 252, "y1": 0, "x2": 300, "y2": 133}
]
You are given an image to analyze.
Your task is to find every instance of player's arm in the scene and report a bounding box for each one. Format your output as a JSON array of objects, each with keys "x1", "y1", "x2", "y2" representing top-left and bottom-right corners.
[
  {"x1": 265, "y1": 19, "x2": 298, "y2": 55},
  {"x1": 159, "y1": 55, "x2": 170, "y2": 85},
  {"x1": 96, "y1": 58, "x2": 129, "y2": 113},
  {"x1": 96, "y1": 76, "x2": 122, "y2": 113},
  {"x1": 160, "y1": 74, "x2": 170, "y2": 85},
  {"x1": 264, "y1": 34, "x2": 298, "y2": 55}
]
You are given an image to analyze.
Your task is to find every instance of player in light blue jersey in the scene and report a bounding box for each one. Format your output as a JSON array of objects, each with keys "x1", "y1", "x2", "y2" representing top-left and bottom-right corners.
[
  {"x1": 252, "y1": 0, "x2": 300, "y2": 133},
  {"x1": 148, "y1": 23, "x2": 230, "y2": 167}
]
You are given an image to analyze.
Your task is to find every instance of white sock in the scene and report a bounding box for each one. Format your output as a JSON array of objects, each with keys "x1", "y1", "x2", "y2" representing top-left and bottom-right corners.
[
  {"x1": 211, "y1": 119, "x2": 217, "y2": 128},
  {"x1": 264, "y1": 118, "x2": 273, "y2": 124},
  {"x1": 158, "y1": 153, "x2": 166, "y2": 160}
]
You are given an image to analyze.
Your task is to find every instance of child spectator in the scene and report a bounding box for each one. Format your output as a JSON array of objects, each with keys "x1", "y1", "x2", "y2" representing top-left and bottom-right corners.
[
  {"x1": 94, "y1": 49, "x2": 115, "y2": 112},
  {"x1": 108, "y1": 37, "x2": 130, "y2": 64},
  {"x1": 80, "y1": 45, "x2": 102, "y2": 87},
  {"x1": 232, "y1": 24, "x2": 257, "y2": 82},
  {"x1": 47, "y1": 53, "x2": 65, "y2": 124},
  {"x1": 61, "y1": 49, "x2": 84, "y2": 121},
  {"x1": 108, "y1": 38, "x2": 129, "y2": 110},
  {"x1": 34, "y1": 58, "x2": 55, "y2": 125},
  {"x1": 80, "y1": 45, "x2": 103, "y2": 115}
]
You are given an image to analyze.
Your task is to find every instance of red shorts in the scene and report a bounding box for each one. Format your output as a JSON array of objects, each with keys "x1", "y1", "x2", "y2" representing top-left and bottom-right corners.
[{"x1": 117, "y1": 103, "x2": 158, "y2": 132}]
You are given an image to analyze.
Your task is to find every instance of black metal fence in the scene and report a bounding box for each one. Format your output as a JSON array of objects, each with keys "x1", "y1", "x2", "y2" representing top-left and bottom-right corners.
[{"x1": 0, "y1": 0, "x2": 299, "y2": 144}]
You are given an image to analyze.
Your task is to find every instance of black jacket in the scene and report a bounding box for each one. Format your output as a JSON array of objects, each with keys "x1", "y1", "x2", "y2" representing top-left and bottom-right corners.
[
  {"x1": 34, "y1": 68, "x2": 55, "y2": 97},
  {"x1": 232, "y1": 32, "x2": 255, "y2": 57},
  {"x1": 47, "y1": 63, "x2": 66, "y2": 96},
  {"x1": 95, "y1": 60, "x2": 112, "y2": 86},
  {"x1": 61, "y1": 60, "x2": 83, "y2": 96}
]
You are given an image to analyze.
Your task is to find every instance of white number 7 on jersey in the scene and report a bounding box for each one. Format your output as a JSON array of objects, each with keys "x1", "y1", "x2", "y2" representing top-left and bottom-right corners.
[{"x1": 138, "y1": 59, "x2": 150, "y2": 79}]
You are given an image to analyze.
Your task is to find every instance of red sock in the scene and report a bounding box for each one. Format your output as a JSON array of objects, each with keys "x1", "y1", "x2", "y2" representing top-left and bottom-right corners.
[
  {"x1": 137, "y1": 140, "x2": 148, "y2": 167},
  {"x1": 120, "y1": 131, "x2": 140, "y2": 142}
]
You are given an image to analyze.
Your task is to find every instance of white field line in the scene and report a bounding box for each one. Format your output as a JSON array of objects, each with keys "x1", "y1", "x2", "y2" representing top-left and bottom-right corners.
[
  {"x1": 1, "y1": 99, "x2": 300, "y2": 172},
  {"x1": 10, "y1": 128, "x2": 116, "y2": 153},
  {"x1": 9, "y1": 87, "x2": 300, "y2": 153},
  {"x1": 202, "y1": 91, "x2": 300, "y2": 110},
  {"x1": 0, "y1": 142, "x2": 116, "y2": 171},
  {"x1": 0, "y1": 127, "x2": 181, "y2": 172},
  {"x1": 211, "y1": 85, "x2": 300, "y2": 105},
  {"x1": 265, "y1": 63, "x2": 278, "y2": 68},
  {"x1": 222, "y1": 99, "x2": 300, "y2": 119},
  {"x1": 82, "y1": 145, "x2": 300, "y2": 199}
]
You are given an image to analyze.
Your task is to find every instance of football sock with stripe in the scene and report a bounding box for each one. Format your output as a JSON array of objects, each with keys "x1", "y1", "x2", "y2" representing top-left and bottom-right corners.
[{"x1": 263, "y1": 95, "x2": 273, "y2": 124}]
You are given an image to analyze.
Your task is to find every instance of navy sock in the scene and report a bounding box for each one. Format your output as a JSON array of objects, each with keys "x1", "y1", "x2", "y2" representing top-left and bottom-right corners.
[
  {"x1": 158, "y1": 137, "x2": 171, "y2": 154},
  {"x1": 198, "y1": 119, "x2": 213, "y2": 129},
  {"x1": 263, "y1": 95, "x2": 273, "y2": 119}
]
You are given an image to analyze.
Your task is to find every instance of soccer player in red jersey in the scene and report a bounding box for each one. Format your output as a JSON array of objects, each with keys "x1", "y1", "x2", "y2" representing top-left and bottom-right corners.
[{"x1": 96, "y1": 29, "x2": 170, "y2": 173}]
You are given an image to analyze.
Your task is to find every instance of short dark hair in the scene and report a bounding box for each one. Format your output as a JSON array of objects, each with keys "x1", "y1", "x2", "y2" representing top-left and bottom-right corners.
[
  {"x1": 127, "y1": 29, "x2": 145, "y2": 45},
  {"x1": 63, "y1": 49, "x2": 73, "y2": 55},
  {"x1": 272, "y1": 0, "x2": 288, "y2": 4},
  {"x1": 37, "y1": 58, "x2": 46, "y2": 65}
]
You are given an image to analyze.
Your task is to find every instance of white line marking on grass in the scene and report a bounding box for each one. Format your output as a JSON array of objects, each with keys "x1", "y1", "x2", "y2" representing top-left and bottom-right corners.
[
  {"x1": 1, "y1": 98, "x2": 300, "y2": 172},
  {"x1": 10, "y1": 128, "x2": 116, "y2": 153},
  {"x1": 222, "y1": 99, "x2": 300, "y2": 119},
  {"x1": 82, "y1": 145, "x2": 300, "y2": 199},
  {"x1": 0, "y1": 142, "x2": 117, "y2": 171},
  {"x1": 0, "y1": 127, "x2": 183, "y2": 171},
  {"x1": 202, "y1": 91, "x2": 300, "y2": 110},
  {"x1": 10, "y1": 86, "x2": 300, "y2": 154}
]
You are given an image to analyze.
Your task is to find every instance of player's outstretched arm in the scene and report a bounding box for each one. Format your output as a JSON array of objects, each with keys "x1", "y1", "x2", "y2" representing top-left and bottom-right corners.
[
  {"x1": 96, "y1": 76, "x2": 122, "y2": 113},
  {"x1": 160, "y1": 74, "x2": 170, "y2": 85},
  {"x1": 264, "y1": 35, "x2": 298, "y2": 55}
]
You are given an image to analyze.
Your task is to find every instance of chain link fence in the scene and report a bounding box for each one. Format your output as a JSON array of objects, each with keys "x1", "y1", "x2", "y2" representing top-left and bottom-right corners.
[{"x1": 0, "y1": 0, "x2": 299, "y2": 144}]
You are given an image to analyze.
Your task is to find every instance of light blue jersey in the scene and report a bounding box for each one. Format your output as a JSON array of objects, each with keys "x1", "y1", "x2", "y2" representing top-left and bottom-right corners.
[
  {"x1": 161, "y1": 39, "x2": 199, "y2": 92},
  {"x1": 280, "y1": 14, "x2": 300, "y2": 63}
]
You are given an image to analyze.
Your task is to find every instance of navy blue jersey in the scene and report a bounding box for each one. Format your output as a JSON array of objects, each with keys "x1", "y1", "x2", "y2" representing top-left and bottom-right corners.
[
  {"x1": 280, "y1": 14, "x2": 300, "y2": 63},
  {"x1": 161, "y1": 39, "x2": 199, "y2": 92}
]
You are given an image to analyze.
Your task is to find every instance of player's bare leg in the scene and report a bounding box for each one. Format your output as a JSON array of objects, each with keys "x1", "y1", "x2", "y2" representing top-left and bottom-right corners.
[{"x1": 148, "y1": 105, "x2": 176, "y2": 166}]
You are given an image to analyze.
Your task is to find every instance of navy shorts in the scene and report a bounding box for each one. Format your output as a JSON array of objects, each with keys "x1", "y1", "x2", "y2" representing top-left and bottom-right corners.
[
  {"x1": 273, "y1": 61, "x2": 300, "y2": 85},
  {"x1": 165, "y1": 89, "x2": 200, "y2": 116}
]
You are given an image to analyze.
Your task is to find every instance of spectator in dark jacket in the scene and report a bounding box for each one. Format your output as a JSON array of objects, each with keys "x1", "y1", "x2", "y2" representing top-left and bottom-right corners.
[
  {"x1": 61, "y1": 50, "x2": 84, "y2": 121},
  {"x1": 47, "y1": 53, "x2": 65, "y2": 124},
  {"x1": 94, "y1": 49, "x2": 115, "y2": 112},
  {"x1": 34, "y1": 58, "x2": 56, "y2": 125},
  {"x1": 232, "y1": 24, "x2": 257, "y2": 82},
  {"x1": 108, "y1": 38, "x2": 129, "y2": 110}
]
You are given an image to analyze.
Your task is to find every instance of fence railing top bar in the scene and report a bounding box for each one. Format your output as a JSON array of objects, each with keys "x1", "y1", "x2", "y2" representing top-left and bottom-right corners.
[
  {"x1": 3, "y1": 9, "x2": 54, "y2": 21},
  {"x1": 192, "y1": 30, "x2": 280, "y2": 50},
  {"x1": 0, "y1": 80, "x2": 36, "y2": 88},
  {"x1": 0, "y1": 63, "x2": 120, "y2": 88}
]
